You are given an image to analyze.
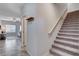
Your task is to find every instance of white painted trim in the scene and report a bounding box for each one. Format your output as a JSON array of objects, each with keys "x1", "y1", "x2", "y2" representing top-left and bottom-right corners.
[{"x1": 21, "y1": 16, "x2": 28, "y2": 54}]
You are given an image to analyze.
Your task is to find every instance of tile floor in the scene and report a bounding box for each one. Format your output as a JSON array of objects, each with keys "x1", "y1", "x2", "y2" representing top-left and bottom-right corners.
[{"x1": 0, "y1": 37, "x2": 29, "y2": 56}]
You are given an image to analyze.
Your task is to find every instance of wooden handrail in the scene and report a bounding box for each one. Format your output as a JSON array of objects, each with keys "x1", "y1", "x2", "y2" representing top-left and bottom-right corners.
[{"x1": 48, "y1": 9, "x2": 67, "y2": 35}]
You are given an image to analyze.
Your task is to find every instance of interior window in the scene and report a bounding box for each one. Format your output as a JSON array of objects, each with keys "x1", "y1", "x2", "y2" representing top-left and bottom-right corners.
[{"x1": 6, "y1": 25, "x2": 16, "y2": 33}]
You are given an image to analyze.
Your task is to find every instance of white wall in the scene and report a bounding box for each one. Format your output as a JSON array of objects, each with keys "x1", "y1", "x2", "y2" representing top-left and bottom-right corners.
[
  {"x1": 0, "y1": 3, "x2": 24, "y2": 17},
  {"x1": 23, "y1": 4, "x2": 44, "y2": 55},
  {"x1": 37, "y1": 3, "x2": 67, "y2": 55},
  {"x1": 68, "y1": 3, "x2": 79, "y2": 12},
  {"x1": 37, "y1": 3, "x2": 67, "y2": 33},
  {"x1": 22, "y1": 3, "x2": 67, "y2": 56}
]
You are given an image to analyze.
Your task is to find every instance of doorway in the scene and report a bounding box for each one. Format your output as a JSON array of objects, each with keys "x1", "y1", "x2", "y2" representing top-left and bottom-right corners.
[{"x1": 0, "y1": 17, "x2": 28, "y2": 56}]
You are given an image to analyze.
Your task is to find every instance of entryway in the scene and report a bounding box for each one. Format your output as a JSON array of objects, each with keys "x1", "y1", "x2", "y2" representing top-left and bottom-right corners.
[{"x1": 0, "y1": 17, "x2": 29, "y2": 56}]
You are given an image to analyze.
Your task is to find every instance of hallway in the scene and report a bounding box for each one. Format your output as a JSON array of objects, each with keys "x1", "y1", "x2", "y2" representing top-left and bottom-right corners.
[
  {"x1": 0, "y1": 3, "x2": 78, "y2": 56},
  {"x1": 0, "y1": 37, "x2": 29, "y2": 56}
]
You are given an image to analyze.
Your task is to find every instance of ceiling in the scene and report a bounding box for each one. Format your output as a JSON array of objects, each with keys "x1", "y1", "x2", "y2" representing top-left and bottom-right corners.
[{"x1": 0, "y1": 3, "x2": 25, "y2": 17}]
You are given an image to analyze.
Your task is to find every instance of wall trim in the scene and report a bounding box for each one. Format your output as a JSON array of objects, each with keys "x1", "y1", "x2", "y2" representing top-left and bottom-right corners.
[{"x1": 48, "y1": 8, "x2": 68, "y2": 35}]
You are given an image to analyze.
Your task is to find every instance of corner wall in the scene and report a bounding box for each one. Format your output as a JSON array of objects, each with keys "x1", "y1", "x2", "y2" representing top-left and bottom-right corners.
[{"x1": 22, "y1": 3, "x2": 68, "y2": 56}]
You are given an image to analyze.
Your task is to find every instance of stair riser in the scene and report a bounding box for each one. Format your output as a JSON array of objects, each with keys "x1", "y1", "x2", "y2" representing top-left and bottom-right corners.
[
  {"x1": 49, "y1": 49, "x2": 61, "y2": 56},
  {"x1": 58, "y1": 34, "x2": 79, "y2": 37},
  {"x1": 62, "y1": 23, "x2": 79, "y2": 26},
  {"x1": 64, "y1": 22, "x2": 79, "y2": 24},
  {"x1": 63, "y1": 24, "x2": 79, "y2": 26},
  {"x1": 63, "y1": 23, "x2": 79, "y2": 25},
  {"x1": 64, "y1": 22, "x2": 79, "y2": 23},
  {"x1": 59, "y1": 31, "x2": 79, "y2": 33},
  {"x1": 62, "y1": 25, "x2": 79, "y2": 27},
  {"x1": 61, "y1": 28, "x2": 79, "y2": 30},
  {"x1": 65, "y1": 21, "x2": 79, "y2": 22},
  {"x1": 55, "y1": 41, "x2": 79, "y2": 49},
  {"x1": 61, "y1": 27, "x2": 79, "y2": 29},
  {"x1": 64, "y1": 20, "x2": 79, "y2": 21},
  {"x1": 56, "y1": 37, "x2": 79, "y2": 42},
  {"x1": 65, "y1": 19, "x2": 79, "y2": 20},
  {"x1": 52, "y1": 45, "x2": 79, "y2": 56}
]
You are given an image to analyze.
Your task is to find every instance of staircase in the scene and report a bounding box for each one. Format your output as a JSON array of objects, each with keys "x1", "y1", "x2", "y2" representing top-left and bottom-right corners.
[{"x1": 50, "y1": 11, "x2": 79, "y2": 56}]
